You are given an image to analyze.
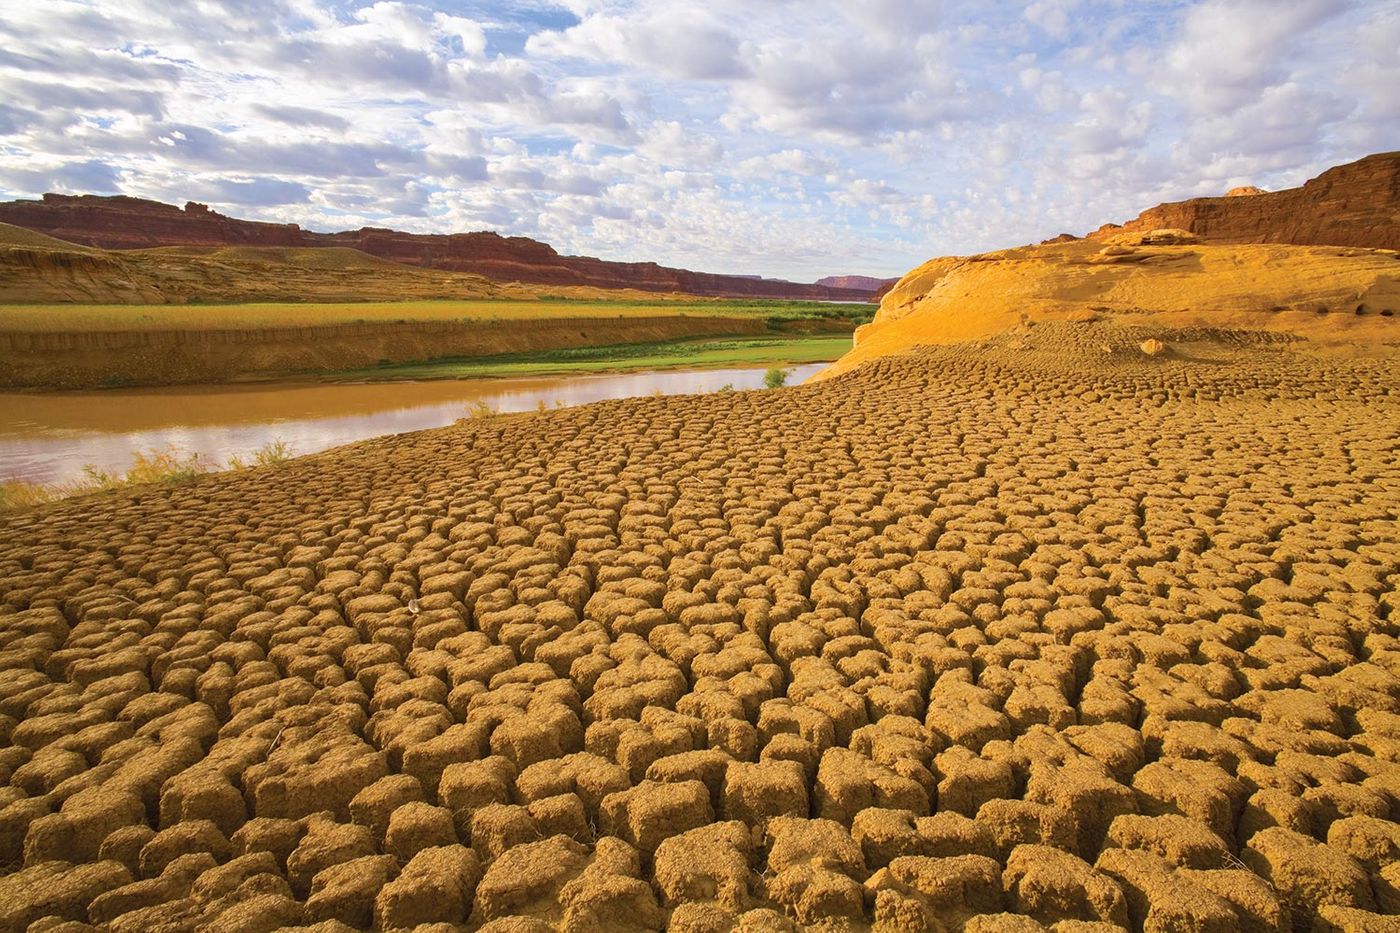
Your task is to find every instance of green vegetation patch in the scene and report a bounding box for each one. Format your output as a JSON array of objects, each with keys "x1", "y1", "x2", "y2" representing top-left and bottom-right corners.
[{"x1": 326, "y1": 334, "x2": 852, "y2": 381}]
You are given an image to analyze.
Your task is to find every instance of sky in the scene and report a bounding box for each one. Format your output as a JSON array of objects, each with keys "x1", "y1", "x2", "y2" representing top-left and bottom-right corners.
[{"x1": 0, "y1": 1, "x2": 1396, "y2": 281}]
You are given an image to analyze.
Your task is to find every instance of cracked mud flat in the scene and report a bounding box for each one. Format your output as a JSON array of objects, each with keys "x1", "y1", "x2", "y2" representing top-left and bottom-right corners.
[{"x1": 1, "y1": 323, "x2": 1397, "y2": 933}]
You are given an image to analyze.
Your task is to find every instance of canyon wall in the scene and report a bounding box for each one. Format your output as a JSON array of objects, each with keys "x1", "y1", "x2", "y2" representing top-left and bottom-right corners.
[{"x1": 0, "y1": 195, "x2": 877, "y2": 301}]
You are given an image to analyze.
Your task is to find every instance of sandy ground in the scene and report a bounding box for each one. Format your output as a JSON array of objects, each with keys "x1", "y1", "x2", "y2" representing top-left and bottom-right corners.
[{"x1": 0, "y1": 322, "x2": 1397, "y2": 931}]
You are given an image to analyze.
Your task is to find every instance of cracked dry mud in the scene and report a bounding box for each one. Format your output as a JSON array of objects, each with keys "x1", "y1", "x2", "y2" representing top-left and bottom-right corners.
[{"x1": 1, "y1": 323, "x2": 1398, "y2": 933}]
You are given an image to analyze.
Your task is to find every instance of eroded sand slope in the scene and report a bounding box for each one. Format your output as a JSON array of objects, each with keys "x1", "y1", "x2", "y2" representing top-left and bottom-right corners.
[
  {"x1": 0, "y1": 322, "x2": 1397, "y2": 931},
  {"x1": 822, "y1": 235, "x2": 1400, "y2": 380}
]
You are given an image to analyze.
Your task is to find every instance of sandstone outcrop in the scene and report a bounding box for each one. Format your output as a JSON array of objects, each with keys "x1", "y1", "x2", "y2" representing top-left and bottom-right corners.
[
  {"x1": 1091, "y1": 151, "x2": 1400, "y2": 250},
  {"x1": 825, "y1": 236, "x2": 1400, "y2": 379}
]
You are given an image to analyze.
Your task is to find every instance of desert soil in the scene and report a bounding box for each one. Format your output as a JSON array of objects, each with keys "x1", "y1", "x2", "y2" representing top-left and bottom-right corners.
[{"x1": 0, "y1": 322, "x2": 1397, "y2": 932}]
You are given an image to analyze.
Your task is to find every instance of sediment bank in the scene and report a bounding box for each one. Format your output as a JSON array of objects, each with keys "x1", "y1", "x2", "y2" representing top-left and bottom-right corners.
[{"x1": 0, "y1": 314, "x2": 775, "y2": 389}]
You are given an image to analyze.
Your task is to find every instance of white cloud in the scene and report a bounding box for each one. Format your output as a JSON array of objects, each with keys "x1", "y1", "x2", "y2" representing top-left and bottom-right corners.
[{"x1": 0, "y1": 0, "x2": 1393, "y2": 281}]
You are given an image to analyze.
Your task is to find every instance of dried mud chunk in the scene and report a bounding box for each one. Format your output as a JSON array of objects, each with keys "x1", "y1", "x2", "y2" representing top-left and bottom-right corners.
[
  {"x1": 286, "y1": 816, "x2": 377, "y2": 898},
  {"x1": 1104, "y1": 813, "x2": 1231, "y2": 869},
  {"x1": 666, "y1": 901, "x2": 741, "y2": 933},
  {"x1": 13, "y1": 746, "x2": 87, "y2": 796},
  {"x1": 23, "y1": 786, "x2": 146, "y2": 864},
  {"x1": 476, "y1": 920, "x2": 555, "y2": 933},
  {"x1": 1004, "y1": 844, "x2": 1128, "y2": 927},
  {"x1": 201, "y1": 891, "x2": 304, "y2": 933},
  {"x1": 1240, "y1": 788, "x2": 1316, "y2": 840},
  {"x1": 374, "y1": 844, "x2": 482, "y2": 930},
  {"x1": 653, "y1": 820, "x2": 754, "y2": 911},
  {"x1": 763, "y1": 816, "x2": 866, "y2": 924},
  {"x1": 469, "y1": 804, "x2": 540, "y2": 864},
  {"x1": 139, "y1": 819, "x2": 233, "y2": 877},
  {"x1": 1004, "y1": 682, "x2": 1077, "y2": 732},
  {"x1": 814, "y1": 747, "x2": 929, "y2": 825},
  {"x1": 925, "y1": 685, "x2": 1012, "y2": 751},
  {"x1": 0, "y1": 860, "x2": 132, "y2": 930},
  {"x1": 521, "y1": 793, "x2": 586, "y2": 841},
  {"x1": 886, "y1": 853, "x2": 1003, "y2": 916},
  {"x1": 1176, "y1": 868, "x2": 1288, "y2": 933},
  {"x1": 1326, "y1": 815, "x2": 1400, "y2": 873},
  {"x1": 105, "y1": 897, "x2": 202, "y2": 933},
  {"x1": 159, "y1": 769, "x2": 248, "y2": 838},
  {"x1": 1313, "y1": 903, "x2": 1400, "y2": 932},
  {"x1": 99, "y1": 824, "x2": 157, "y2": 876},
  {"x1": 962, "y1": 913, "x2": 1050, "y2": 932},
  {"x1": 1303, "y1": 783, "x2": 1392, "y2": 833},
  {"x1": 708, "y1": 717, "x2": 759, "y2": 761},
  {"x1": 599, "y1": 779, "x2": 713, "y2": 855},
  {"x1": 1131, "y1": 758, "x2": 1245, "y2": 846},
  {"x1": 304, "y1": 854, "x2": 397, "y2": 928},
  {"x1": 472, "y1": 835, "x2": 590, "y2": 923},
  {"x1": 516, "y1": 752, "x2": 628, "y2": 822},
  {"x1": 0, "y1": 797, "x2": 52, "y2": 864},
  {"x1": 646, "y1": 748, "x2": 733, "y2": 808},
  {"x1": 245, "y1": 735, "x2": 389, "y2": 821},
  {"x1": 401, "y1": 723, "x2": 489, "y2": 796},
  {"x1": 384, "y1": 801, "x2": 457, "y2": 864},
  {"x1": 438, "y1": 756, "x2": 516, "y2": 834},
  {"x1": 1242, "y1": 827, "x2": 1376, "y2": 923},
  {"x1": 934, "y1": 746, "x2": 1014, "y2": 817},
  {"x1": 188, "y1": 850, "x2": 281, "y2": 906},
  {"x1": 230, "y1": 817, "x2": 304, "y2": 870},
  {"x1": 1238, "y1": 688, "x2": 1345, "y2": 734},
  {"x1": 557, "y1": 836, "x2": 663, "y2": 932},
  {"x1": 489, "y1": 708, "x2": 580, "y2": 770},
  {"x1": 89, "y1": 853, "x2": 208, "y2": 924},
  {"x1": 1147, "y1": 719, "x2": 1256, "y2": 773},
  {"x1": 721, "y1": 760, "x2": 809, "y2": 828},
  {"x1": 1094, "y1": 848, "x2": 1239, "y2": 932},
  {"x1": 976, "y1": 799, "x2": 1077, "y2": 860},
  {"x1": 852, "y1": 808, "x2": 922, "y2": 868},
  {"x1": 853, "y1": 808, "x2": 996, "y2": 868},
  {"x1": 348, "y1": 774, "x2": 425, "y2": 843}
]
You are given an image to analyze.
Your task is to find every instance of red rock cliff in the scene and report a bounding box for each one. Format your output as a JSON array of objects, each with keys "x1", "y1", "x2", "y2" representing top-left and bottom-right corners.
[
  {"x1": 1090, "y1": 151, "x2": 1400, "y2": 250},
  {"x1": 0, "y1": 194, "x2": 878, "y2": 301}
]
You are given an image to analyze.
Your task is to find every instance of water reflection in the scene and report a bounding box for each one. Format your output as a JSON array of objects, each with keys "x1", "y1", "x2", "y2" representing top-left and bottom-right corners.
[{"x1": 0, "y1": 364, "x2": 826, "y2": 485}]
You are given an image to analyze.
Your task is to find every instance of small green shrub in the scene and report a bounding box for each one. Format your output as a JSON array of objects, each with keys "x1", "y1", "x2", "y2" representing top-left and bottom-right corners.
[
  {"x1": 764, "y1": 367, "x2": 790, "y2": 389},
  {"x1": 716, "y1": 383, "x2": 735, "y2": 394}
]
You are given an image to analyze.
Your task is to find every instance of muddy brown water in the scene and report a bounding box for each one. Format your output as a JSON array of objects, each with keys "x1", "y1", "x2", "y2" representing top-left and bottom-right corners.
[{"x1": 0, "y1": 363, "x2": 827, "y2": 485}]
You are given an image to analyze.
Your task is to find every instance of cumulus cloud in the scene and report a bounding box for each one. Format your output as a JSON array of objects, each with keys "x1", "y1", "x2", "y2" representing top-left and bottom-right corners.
[{"x1": 0, "y1": 0, "x2": 1394, "y2": 280}]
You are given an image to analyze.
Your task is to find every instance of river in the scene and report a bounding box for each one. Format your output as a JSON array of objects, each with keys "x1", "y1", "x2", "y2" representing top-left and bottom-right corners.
[{"x1": 0, "y1": 363, "x2": 827, "y2": 486}]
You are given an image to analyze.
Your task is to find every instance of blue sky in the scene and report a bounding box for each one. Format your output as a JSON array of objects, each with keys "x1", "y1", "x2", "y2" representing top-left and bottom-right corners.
[{"x1": 0, "y1": 0, "x2": 1395, "y2": 280}]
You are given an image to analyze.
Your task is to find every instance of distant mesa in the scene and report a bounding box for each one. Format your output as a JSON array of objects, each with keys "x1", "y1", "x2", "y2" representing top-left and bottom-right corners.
[
  {"x1": 0, "y1": 194, "x2": 884, "y2": 302},
  {"x1": 815, "y1": 274, "x2": 899, "y2": 291}
]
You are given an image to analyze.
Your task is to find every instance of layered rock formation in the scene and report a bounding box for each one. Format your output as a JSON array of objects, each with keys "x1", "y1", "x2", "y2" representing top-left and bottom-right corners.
[
  {"x1": 823, "y1": 236, "x2": 1400, "y2": 379},
  {"x1": 0, "y1": 223, "x2": 510, "y2": 305},
  {"x1": 822, "y1": 152, "x2": 1400, "y2": 379},
  {"x1": 0, "y1": 195, "x2": 879, "y2": 301},
  {"x1": 1090, "y1": 151, "x2": 1400, "y2": 250}
]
